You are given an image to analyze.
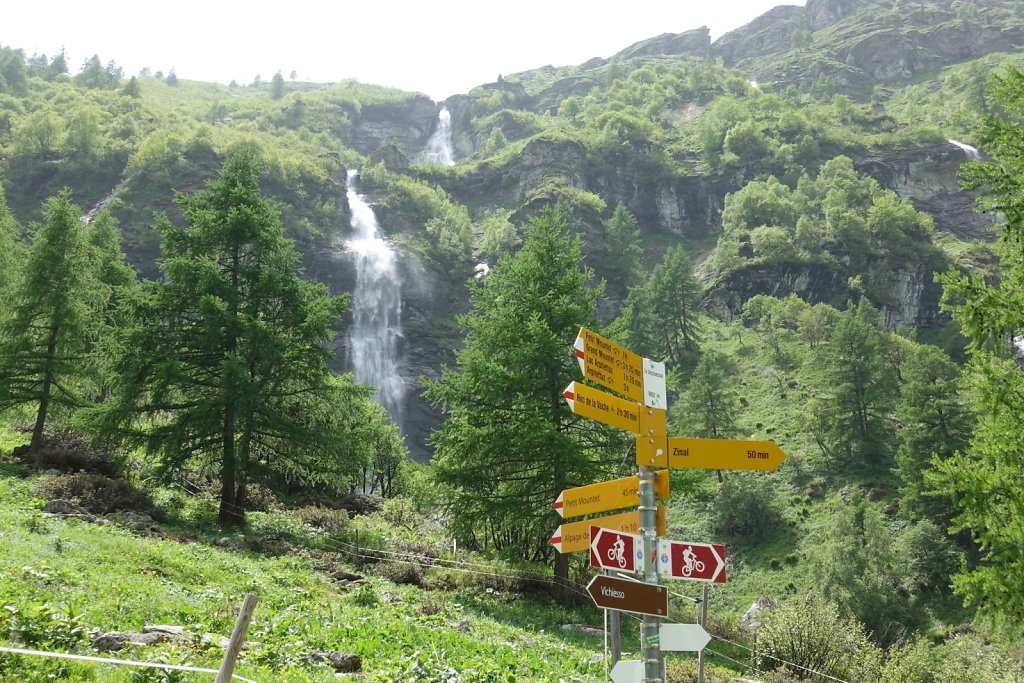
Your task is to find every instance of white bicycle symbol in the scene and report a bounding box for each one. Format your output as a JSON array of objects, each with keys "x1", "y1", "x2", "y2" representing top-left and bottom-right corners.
[
  {"x1": 607, "y1": 538, "x2": 627, "y2": 568},
  {"x1": 681, "y1": 547, "x2": 705, "y2": 577}
]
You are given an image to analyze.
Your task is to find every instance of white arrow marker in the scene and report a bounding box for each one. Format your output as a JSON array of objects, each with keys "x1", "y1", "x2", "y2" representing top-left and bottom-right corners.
[
  {"x1": 660, "y1": 623, "x2": 711, "y2": 652},
  {"x1": 610, "y1": 659, "x2": 643, "y2": 683},
  {"x1": 562, "y1": 383, "x2": 575, "y2": 412}
]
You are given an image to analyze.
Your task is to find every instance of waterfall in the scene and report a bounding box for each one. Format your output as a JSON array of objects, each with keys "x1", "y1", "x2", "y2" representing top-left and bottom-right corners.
[
  {"x1": 81, "y1": 176, "x2": 133, "y2": 223},
  {"x1": 418, "y1": 107, "x2": 455, "y2": 166},
  {"x1": 948, "y1": 139, "x2": 980, "y2": 159},
  {"x1": 344, "y1": 169, "x2": 405, "y2": 431}
]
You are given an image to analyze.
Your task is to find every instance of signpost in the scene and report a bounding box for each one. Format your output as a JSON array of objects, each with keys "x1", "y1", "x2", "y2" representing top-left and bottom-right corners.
[
  {"x1": 657, "y1": 540, "x2": 727, "y2": 584},
  {"x1": 563, "y1": 382, "x2": 643, "y2": 433},
  {"x1": 590, "y1": 526, "x2": 642, "y2": 573},
  {"x1": 549, "y1": 507, "x2": 666, "y2": 553},
  {"x1": 586, "y1": 575, "x2": 667, "y2": 617},
  {"x1": 610, "y1": 660, "x2": 643, "y2": 683},
  {"x1": 553, "y1": 331, "x2": 792, "y2": 682},
  {"x1": 552, "y1": 471, "x2": 669, "y2": 518},
  {"x1": 665, "y1": 437, "x2": 787, "y2": 471},
  {"x1": 575, "y1": 328, "x2": 667, "y2": 407},
  {"x1": 659, "y1": 624, "x2": 711, "y2": 652}
]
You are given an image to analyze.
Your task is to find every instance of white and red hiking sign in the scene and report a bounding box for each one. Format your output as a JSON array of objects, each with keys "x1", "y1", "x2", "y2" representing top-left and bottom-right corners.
[
  {"x1": 589, "y1": 526, "x2": 642, "y2": 574},
  {"x1": 657, "y1": 540, "x2": 727, "y2": 583}
]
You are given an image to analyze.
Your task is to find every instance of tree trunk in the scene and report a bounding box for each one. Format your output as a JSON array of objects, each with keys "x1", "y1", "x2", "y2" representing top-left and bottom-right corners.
[
  {"x1": 554, "y1": 551, "x2": 570, "y2": 604},
  {"x1": 218, "y1": 404, "x2": 244, "y2": 526},
  {"x1": 30, "y1": 323, "x2": 60, "y2": 458}
]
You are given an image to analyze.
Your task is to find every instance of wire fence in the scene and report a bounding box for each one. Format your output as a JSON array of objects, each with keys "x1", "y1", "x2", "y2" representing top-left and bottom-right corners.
[
  {"x1": 35, "y1": 479, "x2": 854, "y2": 682},
  {"x1": 0, "y1": 645, "x2": 260, "y2": 682}
]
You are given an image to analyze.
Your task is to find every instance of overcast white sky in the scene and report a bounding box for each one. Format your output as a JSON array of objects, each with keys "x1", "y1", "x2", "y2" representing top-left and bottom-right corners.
[{"x1": 5, "y1": 1, "x2": 804, "y2": 101}]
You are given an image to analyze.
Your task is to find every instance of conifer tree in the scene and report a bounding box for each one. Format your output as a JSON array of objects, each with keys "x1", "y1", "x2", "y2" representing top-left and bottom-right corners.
[
  {"x1": 0, "y1": 186, "x2": 21, "y2": 313},
  {"x1": 933, "y1": 65, "x2": 1024, "y2": 629},
  {"x1": 616, "y1": 244, "x2": 702, "y2": 368},
  {"x1": 95, "y1": 152, "x2": 351, "y2": 526},
  {"x1": 892, "y1": 344, "x2": 973, "y2": 523},
  {"x1": 810, "y1": 299, "x2": 896, "y2": 464},
  {"x1": 603, "y1": 203, "x2": 642, "y2": 294},
  {"x1": 0, "y1": 191, "x2": 100, "y2": 453},
  {"x1": 674, "y1": 350, "x2": 739, "y2": 440},
  {"x1": 425, "y1": 205, "x2": 626, "y2": 592}
]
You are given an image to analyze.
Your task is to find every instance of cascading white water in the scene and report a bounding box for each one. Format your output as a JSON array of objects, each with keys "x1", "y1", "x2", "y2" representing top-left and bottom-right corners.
[
  {"x1": 81, "y1": 176, "x2": 133, "y2": 223},
  {"x1": 345, "y1": 169, "x2": 405, "y2": 431},
  {"x1": 418, "y1": 107, "x2": 455, "y2": 166},
  {"x1": 948, "y1": 139, "x2": 981, "y2": 159}
]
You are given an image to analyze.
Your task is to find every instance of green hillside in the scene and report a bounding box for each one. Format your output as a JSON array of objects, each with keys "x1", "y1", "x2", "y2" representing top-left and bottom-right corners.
[{"x1": 3, "y1": 0, "x2": 1024, "y2": 680}]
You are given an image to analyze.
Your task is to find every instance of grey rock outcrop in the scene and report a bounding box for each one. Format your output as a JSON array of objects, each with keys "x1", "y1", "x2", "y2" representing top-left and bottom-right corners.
[
  {"x1": 854, "y1": 143, "x2": 994, "y2": 242},
  {"x1": 741, "y1": 595, "x2": 780, "y2": 631},
  {"x1": 351, "y1": 96, "x2": 439, "y2": 159},
  {"x1": 613, "y1": 27, "x2": 712, "y2": 60}
]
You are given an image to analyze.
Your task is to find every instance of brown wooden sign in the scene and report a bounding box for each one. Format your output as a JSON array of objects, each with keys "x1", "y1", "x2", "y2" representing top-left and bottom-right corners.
[{"x1": 585, "y1": 575, "x2": 668, "y2": 617}]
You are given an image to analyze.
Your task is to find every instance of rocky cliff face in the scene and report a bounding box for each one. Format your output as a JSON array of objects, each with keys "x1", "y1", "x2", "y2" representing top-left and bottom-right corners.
[
  {"x1": 854, "y1": 142, "x2": 994, "y2": 241},
  {"x1": 703, "y1": 260, "x2": 946, "y2": 330},
  {"x1": 712, "y1": 5, "x2": 808, "y2": 68},
  {"x1": 711, "y1": 0, "x2": 1024, "y2": 92},
  {"x1": 350, "y1": 96, "x2": 440, "y2": 159},
  {"x1": 613, "y1": 28, "x2": 712, "y2": 60}
]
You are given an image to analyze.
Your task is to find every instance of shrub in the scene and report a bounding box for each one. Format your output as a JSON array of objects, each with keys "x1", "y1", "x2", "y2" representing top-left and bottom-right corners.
[
  {"x1": 756, "y1": 593, "x2": 881, "y2": 680},
  {"x1": 294, "y1": 505, "x2": 349, "y2": 531},
  {"x1": 242, "y1": 483, "x2": 279, "y2": 512},
  {"x1": 377, "y1": 560, "x2": 424, "y2": 587},
  {"x1": 34, "y1": 473, "x2": 156, "y2": 515},
  {"x1": 340, "y1": 493, "x2": 383, "y2": 516},
  {"x1": 14, "y1": 428, "x2": 119, "y2": 476}
]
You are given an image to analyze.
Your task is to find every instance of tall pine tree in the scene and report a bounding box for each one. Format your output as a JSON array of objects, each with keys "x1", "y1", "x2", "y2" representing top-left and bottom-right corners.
[
  {"x1": 809, "y1": 299, "x2": 896, "y2": 464},
  {"x1": 0, "y1": 191, "x2": 100, "y2": 453},
  {"x1": 96, "y1": 152, "x2": 351, "y2": 525},
  {"x1": 933, "y1": 65, "x2": 1024, "y2": 630},
  {"x1": 424, "y1": 205, "x2": 628, "y2": 592}
]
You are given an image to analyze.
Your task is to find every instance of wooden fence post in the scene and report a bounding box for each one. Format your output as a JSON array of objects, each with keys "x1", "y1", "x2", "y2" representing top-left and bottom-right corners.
[{"x1": 215, "y1": 593, "x2": 258, "y2": 683}]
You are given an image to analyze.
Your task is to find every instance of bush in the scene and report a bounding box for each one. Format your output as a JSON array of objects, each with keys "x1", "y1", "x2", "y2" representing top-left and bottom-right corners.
[
  {"x1": 14, "y1": 428, "x2": 119, "y2": 476},
  {"x1": 294, "y1": 505, "x2": 349, "y2": 531},
  {"x1": 713, "y1": 472, "x2": 787, "y2": 538},
  {"x1": 756, "y1": 593, "x2": 881, "y2": 681},
  {"x1": 34, "y1": 473, "x2": 156, "y2": 516},
  {"x1": 377, "y1": 560, "x2": 424, "y2": 587},
  {"x1": 339, "y1": 493, "x2": 384, "y2": 516}
]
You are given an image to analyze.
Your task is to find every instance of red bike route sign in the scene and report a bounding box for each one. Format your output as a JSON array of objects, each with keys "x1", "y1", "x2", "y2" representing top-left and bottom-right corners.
[
  {"x1": 589, "y1": 526, "x2": 642, "y2": 574},
  {"x1": 657, "y1": 540, "x2": 727, "y2": 583}
]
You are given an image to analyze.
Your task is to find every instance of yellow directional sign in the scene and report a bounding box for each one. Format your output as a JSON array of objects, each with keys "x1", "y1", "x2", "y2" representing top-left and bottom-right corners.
[
  {"x1": 564, "y1": 382, "x2": 641, "y2": 433},
  {"x1": 550, "y1": 507, "x2": 667, "y2": 553},
  {"x1": 575, "y1": 328, "x2": 646, "y2": 404},
  {"x1": 553, "y1": 471, "x2": 670, "y2": 518},
  {"x1": 666, "y1": 438, "x2": 788, "y2": 472}
]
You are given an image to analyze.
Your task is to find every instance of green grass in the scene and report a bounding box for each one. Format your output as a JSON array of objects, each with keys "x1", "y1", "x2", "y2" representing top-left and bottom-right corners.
[{"x1": 0, "y1": 460, "x2": 619, "y2": 682}]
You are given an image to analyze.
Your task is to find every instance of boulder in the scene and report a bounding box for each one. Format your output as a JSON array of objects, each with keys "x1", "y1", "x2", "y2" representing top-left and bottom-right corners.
[
  {"x1": 741, "y1": 596, "x2": 780, "y2": 631},
  {"x1": 309, "y1": 651, "x2": 362, "y2": 673},
  {"x1": 93, "y1": 632, "x2": 130, "y2": 652},
  {"x1": 43, "y1": 499, "x2": 87, "y2": 515}
]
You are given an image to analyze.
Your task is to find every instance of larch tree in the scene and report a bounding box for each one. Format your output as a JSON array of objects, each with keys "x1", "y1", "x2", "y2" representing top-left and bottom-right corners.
[
  {"x1": 933, "y1": 65, "x2": 1024, "y2": 630},
  {"x1": 424, "y1": 205, "x2": 628, "y2": 593},
  {"x1": 0, "y1": 186, "x2": 22, "y2": 313},
  {"x1": 0, "y1": 191, "x2": 101, "y2": 454},
  {"x1": 810, "y1": 298, "x2": 896, "y2": 464},
  {"x1": 95, "y1": 152, "x2": 352, "y2": 526},
  {"x1": 602, "y1": 202, "x2": 643, "y2": 295},
  {"x1": 892, "y1": 344, "x2": 973, "y2": 524},
  {"x1": 616, "y1": 244, "x2": 702, "y2": 368}
]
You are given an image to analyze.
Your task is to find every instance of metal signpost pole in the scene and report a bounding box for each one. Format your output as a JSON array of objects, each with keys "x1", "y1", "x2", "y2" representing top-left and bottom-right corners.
[
  {"x1": 698, "y1": 584, "x2": 709, "y2": 683},
  {"x1": 639, "y1": 466, "x2": 664, "y2": 682}
]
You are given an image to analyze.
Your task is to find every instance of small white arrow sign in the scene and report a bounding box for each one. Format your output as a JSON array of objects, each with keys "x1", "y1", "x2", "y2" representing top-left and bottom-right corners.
[
  {"x1": 660, "y1": 623, "x2": 711, "y2": 652},
  {"x1": 610, "y1": 659, "x2": 643, "y2": 683}
]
